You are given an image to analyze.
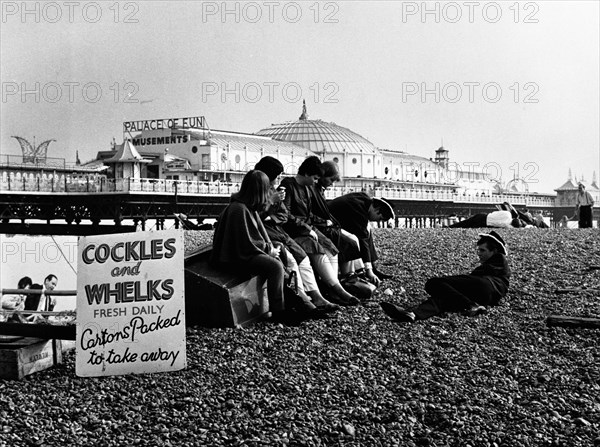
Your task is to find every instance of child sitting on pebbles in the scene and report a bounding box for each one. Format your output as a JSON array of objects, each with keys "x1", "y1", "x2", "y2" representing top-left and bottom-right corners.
[{"x1": 380, "y1": 231, "x2": 510, "y2": 322}]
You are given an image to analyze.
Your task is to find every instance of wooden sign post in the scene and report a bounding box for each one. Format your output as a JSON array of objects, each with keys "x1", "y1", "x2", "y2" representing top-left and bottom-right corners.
[{"x1": 76, "y1": 230, "x2": 186, "y2": 377}]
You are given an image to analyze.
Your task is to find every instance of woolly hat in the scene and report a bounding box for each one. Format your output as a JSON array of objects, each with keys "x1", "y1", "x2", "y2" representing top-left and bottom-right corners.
[
  {"x1": 477, "y1": 230, "x2": 507, "y2": 255},
  {"x1": 254, "y1": 156, "x2": 284, "y2": 182},
  {"x1": 373, "y1": 198, "x2": 395, "y2": 221}
]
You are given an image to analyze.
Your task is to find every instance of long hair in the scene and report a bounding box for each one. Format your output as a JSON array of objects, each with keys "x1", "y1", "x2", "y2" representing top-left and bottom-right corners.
[{"x1": 232, "y1": 170, "x2": 272, "y2": 212}]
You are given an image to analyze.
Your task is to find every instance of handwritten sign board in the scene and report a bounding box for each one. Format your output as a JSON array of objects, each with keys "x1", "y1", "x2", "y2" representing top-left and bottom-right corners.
[{"x1": 75, "y1": 230, "x2": 186, "y2": 377}]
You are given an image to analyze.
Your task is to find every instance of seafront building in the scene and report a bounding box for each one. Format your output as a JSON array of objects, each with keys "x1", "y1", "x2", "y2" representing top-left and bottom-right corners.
[
  {"x1": 87, "y1": 103, "x2": 540, "y2": 198},
  {"x1": 255, "y1": 103, "x2": 498, "y2": 198},
  {"x1": 0, "y1": 105, "x2": 598, "y2": 228}
]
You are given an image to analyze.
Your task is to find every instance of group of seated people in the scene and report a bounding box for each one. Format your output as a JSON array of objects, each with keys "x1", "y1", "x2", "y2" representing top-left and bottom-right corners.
[
  {"x1": 210, "y1": 156, "x2": 396, "y2": 325},
  {"x1": 0, "y1": 274, "x2": 58, "y2": 323},
  {"x1": 209, "y1": 155, "x2": 514, "y2": 326}
]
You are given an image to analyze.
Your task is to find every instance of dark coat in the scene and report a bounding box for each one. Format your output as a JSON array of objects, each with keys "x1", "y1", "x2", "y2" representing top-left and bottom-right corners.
[
  {"x1": 328, "y1": 192, "x2": 377, "y2": 262},
  {"x1": 311, "y1": 184, "x2": 340, "y2": 228},
  {"x1": 470, "y1": 252, "x2": 510, "y2": 297},
  {"x1": 210, "y1": 200, "x2": 273, "y2": 265},
  {"x1": 279, "y1": 177, "x2": 338, "y2": 256},
  {"x1": 260, "y1": 191, "x2": 308, "y2": 263},
  {"x1": 311, "y1": 185, "x2": 361, "y2": 262},
  {"x1": 328, "y1": 192, "x2": 372, "y2": 239}
]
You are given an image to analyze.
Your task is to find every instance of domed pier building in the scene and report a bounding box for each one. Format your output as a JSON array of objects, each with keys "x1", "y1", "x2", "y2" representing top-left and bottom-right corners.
[
  {"x1": 82, "y1": 104, "x2": 501, "y2": 198},
  {"x1": 256, "y1": 101, "x2": 493, "y2": 197}
]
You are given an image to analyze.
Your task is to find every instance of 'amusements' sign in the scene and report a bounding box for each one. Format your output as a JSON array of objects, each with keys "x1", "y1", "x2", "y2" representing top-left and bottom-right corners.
[{"x1": 75, "y1": 230, "x2": 186, "y2": 377}]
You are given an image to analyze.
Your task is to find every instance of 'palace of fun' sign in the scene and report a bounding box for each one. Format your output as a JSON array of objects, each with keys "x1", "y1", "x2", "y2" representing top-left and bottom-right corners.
[{"x1": 76, "y1": 230, "x2": 186, "y2": 377}]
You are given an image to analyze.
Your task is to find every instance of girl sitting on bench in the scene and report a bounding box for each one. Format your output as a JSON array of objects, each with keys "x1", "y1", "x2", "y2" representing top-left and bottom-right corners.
[{"x1": 211, "y1": 170, "x2": 306, "y2": 326}]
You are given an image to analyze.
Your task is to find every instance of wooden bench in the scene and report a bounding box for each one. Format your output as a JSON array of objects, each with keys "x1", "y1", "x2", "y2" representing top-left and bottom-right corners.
[{"x1": 184, "y1": 246, "x2": 269, "y2": 328}]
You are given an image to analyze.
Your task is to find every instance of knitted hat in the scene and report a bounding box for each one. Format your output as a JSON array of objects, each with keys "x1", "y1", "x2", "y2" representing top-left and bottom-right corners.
[
  {"x1": 477, "y1": 230, "x2": 507, "y2": 255},
  {"x1": 254, "y1": 156, "x2": 284, "y2": 182}
]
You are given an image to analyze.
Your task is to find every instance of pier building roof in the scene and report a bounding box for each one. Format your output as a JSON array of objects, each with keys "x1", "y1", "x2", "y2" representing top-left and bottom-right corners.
[
  {"x1": 555, "y1": 172, "x2": 600, "y2": 192},
  {"x1": 209, "y1": 129, "x2": 314, "y2": 157},
  {"x1": 104, "y1": 140, "x2": 151, "y2": 164},
  {"x1": 379, "y1": 149, "x2": 436, "y2": 165},
  {"x1": 255, "y1": 101, "x2": 378, "y2": 156}
]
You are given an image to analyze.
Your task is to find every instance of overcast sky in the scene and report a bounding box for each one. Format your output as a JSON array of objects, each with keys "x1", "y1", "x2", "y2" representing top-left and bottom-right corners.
[{"x1": 1, "y1": 0, "x2": 598, "y2": 193}]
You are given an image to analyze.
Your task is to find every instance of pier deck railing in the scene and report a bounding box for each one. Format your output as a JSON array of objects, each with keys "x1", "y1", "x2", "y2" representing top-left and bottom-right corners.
[
  {"x1": 325, "y1": 186, "x2": 555, "y2": 207},
  {"x1": 0, "y1": 175, "x2": 556, "y2": 206}
]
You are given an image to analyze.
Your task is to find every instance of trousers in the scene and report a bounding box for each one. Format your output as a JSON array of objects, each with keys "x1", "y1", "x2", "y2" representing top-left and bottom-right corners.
[
  {"x1": 448, "y1": 214, "x2": 487, "y2": 228},
  {"x1": 410, "y1": 275, "x2": 498, "y2": 320},
  {"x1": 579, "y1": 205, "x2": 593, "y2": 228}
]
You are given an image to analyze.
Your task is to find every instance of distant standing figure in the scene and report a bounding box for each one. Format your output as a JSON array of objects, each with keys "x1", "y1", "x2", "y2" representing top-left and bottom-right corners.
[{"x1": 575, "y1": 183, "x2": 595, "y2": 228}]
